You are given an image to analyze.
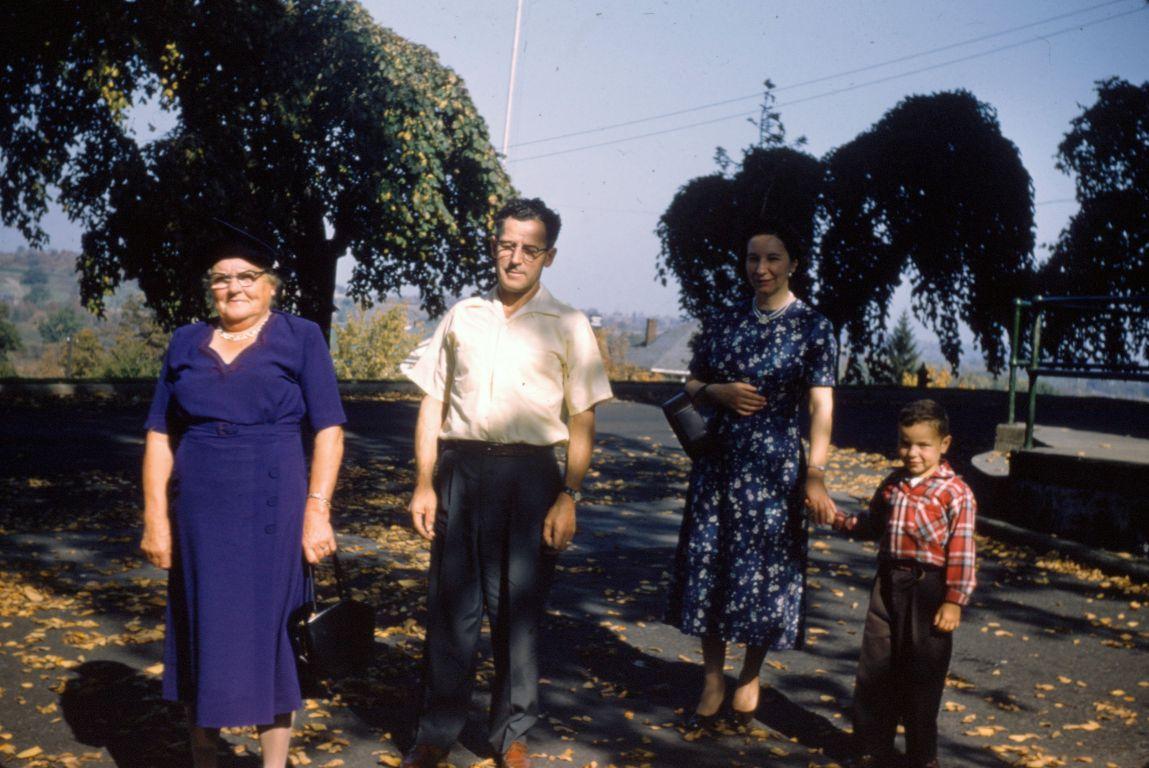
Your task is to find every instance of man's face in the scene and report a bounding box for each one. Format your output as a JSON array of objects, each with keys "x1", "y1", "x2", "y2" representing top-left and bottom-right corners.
[{"x1": 492, "y1": 217, "x2": 554, "y2": 299}]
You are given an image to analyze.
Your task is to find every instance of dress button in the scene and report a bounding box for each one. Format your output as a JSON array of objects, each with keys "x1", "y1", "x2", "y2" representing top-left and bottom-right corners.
[
  {"x1": 266, "y1": 496, "x2": 278, "y2": 507},
  {"x1": 269, "y1": 467, "x2": 280, "y2": 479},
  {"x1": 264, "y1": 524, "x2": 277, "y2": 534}
]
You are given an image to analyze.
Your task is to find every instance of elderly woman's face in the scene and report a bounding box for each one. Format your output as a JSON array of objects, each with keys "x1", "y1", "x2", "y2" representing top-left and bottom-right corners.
[
  {"x1": 745, "y1": 234, "x2": 793, "y2": 301},
  {"x1": 208, "y1": 257, "x2": 275, "y2": 327}
]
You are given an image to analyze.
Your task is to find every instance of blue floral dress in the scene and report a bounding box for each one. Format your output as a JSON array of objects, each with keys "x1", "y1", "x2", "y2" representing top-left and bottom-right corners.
[{"x1": 667, "y1": 300, "x2": 837, "y2": 648}]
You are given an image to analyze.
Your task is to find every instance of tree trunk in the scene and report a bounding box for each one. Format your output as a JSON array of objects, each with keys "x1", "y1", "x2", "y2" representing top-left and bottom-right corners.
[{"x1": 294, "y1": 232, "x2": 338, "y2": 345}]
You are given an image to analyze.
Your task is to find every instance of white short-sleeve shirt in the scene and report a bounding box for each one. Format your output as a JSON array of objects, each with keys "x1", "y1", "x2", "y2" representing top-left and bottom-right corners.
[{"x1": 403, "y1": 284, "x2": 613, "y2": 445}]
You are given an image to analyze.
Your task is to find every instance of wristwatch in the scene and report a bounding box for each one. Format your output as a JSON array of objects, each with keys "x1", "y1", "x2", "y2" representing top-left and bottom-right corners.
[{"x1": 560, "y1": 485, "x2": 583, "y2": 503}]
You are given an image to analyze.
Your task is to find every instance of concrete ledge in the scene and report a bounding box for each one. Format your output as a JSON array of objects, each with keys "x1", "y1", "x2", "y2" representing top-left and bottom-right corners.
[{"x1": 978, "y1": 515, "x2": 1149, "y2": 583}]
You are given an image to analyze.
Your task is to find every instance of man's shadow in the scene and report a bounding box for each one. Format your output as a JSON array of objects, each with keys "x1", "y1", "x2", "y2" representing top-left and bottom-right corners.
[{"x1": 59, "y1": 661, "x2": 260, "y2": 767}]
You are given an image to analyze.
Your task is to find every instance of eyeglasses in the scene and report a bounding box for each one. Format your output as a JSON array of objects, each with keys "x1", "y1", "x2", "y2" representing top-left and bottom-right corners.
[
  {"x1": 207, "y1": 270, "x2": 267, "y2": 289},
  {"x1": 494, "y1": 240, "x2": 551, "y2": 263}
]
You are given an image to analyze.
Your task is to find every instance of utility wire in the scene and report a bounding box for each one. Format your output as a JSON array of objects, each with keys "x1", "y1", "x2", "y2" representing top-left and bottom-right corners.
[
  {"x1": 510, "y1": 0, "x2": 1132, "y2": 150},
  {"x1": 512, "y1": 5, "x2": 1147, "y2": 163}
]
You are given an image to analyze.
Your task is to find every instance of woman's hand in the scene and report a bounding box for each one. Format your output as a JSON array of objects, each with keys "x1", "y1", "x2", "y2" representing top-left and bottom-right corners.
[
  {"x1": 140, "y1": 520, "x2": 173, "y2": 569},
  {"x1": 302, "y1": 499, "x2": 337, "y2": 564},
  {"x1": 804, "y1": 475, "x2": 838, "y2": 525},
  {"x1": 708, "y1": 382, "x2": 767, "y2": 416}
]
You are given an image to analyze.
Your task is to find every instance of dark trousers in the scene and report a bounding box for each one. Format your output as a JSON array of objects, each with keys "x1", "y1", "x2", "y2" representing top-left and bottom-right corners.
[
  {"x1": 853, "y1": 562, "x2": 953, "y2": 767},
  {"x1": 414, "y1": 444, "x2": 561, "y2": 753}
]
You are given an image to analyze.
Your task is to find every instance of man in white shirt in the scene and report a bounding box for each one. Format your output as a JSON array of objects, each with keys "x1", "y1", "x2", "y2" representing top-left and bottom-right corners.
[{"x1": 401, "y1": 198, "x2": 613, "y2": 768}]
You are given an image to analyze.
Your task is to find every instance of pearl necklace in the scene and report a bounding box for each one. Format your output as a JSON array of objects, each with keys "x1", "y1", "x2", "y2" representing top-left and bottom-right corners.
[
  {"x1": 752, "y1": 292, "x2": 796, "y2": 324},
  {"x1": 217, "y1": 313, "x2": 270, "y2": 342}
]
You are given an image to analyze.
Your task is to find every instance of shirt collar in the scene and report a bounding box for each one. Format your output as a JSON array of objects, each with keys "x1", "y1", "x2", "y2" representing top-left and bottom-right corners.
[
  {"x1": 899, "y1": 460, "x2": 955, "y2": 486},
  {"x1": 481, "y1": 283, "x2": 562, "y2": 319}
]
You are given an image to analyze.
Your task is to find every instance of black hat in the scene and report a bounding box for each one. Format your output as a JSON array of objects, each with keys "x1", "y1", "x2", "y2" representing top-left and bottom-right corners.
[{"x1": 202, "y1": 218, "x2": 279, "y2": 271}]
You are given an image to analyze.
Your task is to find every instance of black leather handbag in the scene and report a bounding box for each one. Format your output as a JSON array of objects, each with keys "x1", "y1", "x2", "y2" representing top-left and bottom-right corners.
[
  {"x1": 661, "y1": 390, "x2": 716, "y2": 460},
  {"x1": 289, "y1": 552, "x2": 374, "y2": 688}
]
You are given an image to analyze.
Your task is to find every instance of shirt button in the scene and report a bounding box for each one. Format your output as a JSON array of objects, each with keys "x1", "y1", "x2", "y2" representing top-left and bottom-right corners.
[
  {"x1": 266, "y1": 496, "x2": 278, "y2": 507},
  {"x1": 264, "y1": 524, "x2": 277, "y2": 534}
]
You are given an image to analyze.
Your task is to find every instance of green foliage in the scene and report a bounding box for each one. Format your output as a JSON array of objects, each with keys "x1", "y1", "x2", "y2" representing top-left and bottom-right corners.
[
  {"x1": 0, "y1": 0, "x2": 514, "y2": 339},
  {"x1": 0, "y1": 302, "x2": 22, "y2": 375},
  {"x1": 656, "y1": 145, "x2": 825, "y2": 320},
  {"x1": 99, "y1": 296, "x2": 168, "y2": 378},
  {"x1": 657, "y1": 90, "x2": 1035, "y2": 375},
  {"x1": 873, "y1": 310, "x2": 921, "y2": 385},
  {"x1": 66, "y1": 328, "x2": 106, "y2": 378},
  {"x1": 821, "y1": 90, "x2": 1035, "y2": 375},
  {"x1": 38, "y1": 306, "x2": 84, "y2": 343},
  {"x1": 331, "y1": 305, "x2": 421, "y2": 380},
  {"x1": 1040, "y1": 78, "x2": 1149, "y2": 367}
]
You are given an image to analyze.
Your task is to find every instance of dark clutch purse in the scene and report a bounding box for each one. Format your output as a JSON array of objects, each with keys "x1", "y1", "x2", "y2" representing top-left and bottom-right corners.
[
  {"x1": 289, "y1": 552, "x2": 374, "y2": 689},
  {"x1": 661, "y1": 390, "x2": 716, "y2": 460}
]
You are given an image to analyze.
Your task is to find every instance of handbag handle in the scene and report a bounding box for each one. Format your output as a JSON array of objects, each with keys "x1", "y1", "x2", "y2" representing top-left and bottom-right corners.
[{"x1": 303, "y1": 550, "x2": 352, "y2": 604}]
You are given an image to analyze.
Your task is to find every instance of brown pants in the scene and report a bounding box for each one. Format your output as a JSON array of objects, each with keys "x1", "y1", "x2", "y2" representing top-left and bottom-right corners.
[{"x1": 853, "y1": 562, "x2": 952, "y2": 766}]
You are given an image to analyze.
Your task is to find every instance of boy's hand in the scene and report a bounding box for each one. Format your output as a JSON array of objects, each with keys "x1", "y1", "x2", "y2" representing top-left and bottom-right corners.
[{"x1": 934, "y1": 602, "x2": 962, "y2": 632}]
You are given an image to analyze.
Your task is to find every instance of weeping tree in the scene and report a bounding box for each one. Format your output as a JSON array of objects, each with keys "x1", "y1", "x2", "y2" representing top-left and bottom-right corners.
[
  {"x1": 820, "y1": 90, "x2": 1035, "y2": 375},
  {"x1": 656, "y1": 145, "x2": 825, "y2": 320},
  {"x1": 0, "y1": 0, "x2": 514, "y2": 339},
  {"x1": 1039, "y1": 77, "x2": 1149, "y2": 367}
]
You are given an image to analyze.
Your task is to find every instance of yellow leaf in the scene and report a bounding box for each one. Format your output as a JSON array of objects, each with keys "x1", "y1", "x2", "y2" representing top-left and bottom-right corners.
[{"x1": 16, "y1": 746, "x2": 43, "y2": 759}]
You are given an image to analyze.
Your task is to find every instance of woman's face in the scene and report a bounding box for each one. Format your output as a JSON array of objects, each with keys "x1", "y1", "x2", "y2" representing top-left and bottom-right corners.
[
  {"x1": 745, "y1": 234, "x2": 794, "y2": 302},
  {"x1": 208, "y1": 257, "x2": 275, "y2": 328}
]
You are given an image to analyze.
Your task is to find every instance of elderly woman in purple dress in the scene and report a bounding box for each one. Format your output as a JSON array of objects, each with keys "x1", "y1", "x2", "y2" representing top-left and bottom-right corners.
[{"x1": 140, "y1": 230, "x2": 346, "y2": 767}]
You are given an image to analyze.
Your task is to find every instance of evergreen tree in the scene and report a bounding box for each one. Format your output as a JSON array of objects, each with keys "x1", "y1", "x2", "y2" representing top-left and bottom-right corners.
[
  {"x1": 875, "y1": 310, "x2": 921, "y2": 385},
  {"x1": 0, "y1": 302, "x2": 22, "y2": 376}
]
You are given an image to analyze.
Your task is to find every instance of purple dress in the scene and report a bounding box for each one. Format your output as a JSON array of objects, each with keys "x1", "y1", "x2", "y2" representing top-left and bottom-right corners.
[{"x1": 145, "y1": 311, "x2": 346, "y2": 728}]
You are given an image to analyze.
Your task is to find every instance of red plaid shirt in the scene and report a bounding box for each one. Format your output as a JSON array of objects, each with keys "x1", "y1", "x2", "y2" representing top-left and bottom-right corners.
[{"x1": 835, "y1": 461, "x2": 977, "y2": 606}]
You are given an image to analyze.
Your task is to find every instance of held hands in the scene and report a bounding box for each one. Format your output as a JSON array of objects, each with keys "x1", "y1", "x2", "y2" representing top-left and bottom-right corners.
[
  {"x1": 707, "y1": 382, "x2": 767, "y2": 416},
  {"x1": 409, "y1": 483, "x2": 438, "y2": 542},
  {"x1": 302, "y1": 497, "x2": 337, "y2": 564},
  {"x1": 140, "y1": 521, "x2": 173, "y2": 569},
  {"x1": 543, "y1": 492, "x2": 576, "y2": 552},
  {"x1": 804, "y1": 475, "x2": 838, "y2": 525},
  {"x1": 934, "y1": 601, "x2": 962, "y2": 632}
]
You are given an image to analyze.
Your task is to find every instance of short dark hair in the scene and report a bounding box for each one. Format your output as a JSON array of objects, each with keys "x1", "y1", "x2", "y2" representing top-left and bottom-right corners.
[
  {"x1": 746, "y1": 221, "x2": 806, "y2": 263},
  {"x1": 898, "y1": 399, "x2": 950, "y2": 437},
  {"x1": 494, "y1": 198, "x2": 562, "y2": 249}
]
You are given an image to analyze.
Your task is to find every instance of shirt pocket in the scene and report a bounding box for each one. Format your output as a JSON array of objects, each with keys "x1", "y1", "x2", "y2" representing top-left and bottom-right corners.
[{"x1": 908, "y1": 496, "x2": 948, "y2": 548}]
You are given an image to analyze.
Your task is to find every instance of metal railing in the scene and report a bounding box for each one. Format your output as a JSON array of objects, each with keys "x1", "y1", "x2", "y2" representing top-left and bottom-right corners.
[{"x1": 1007, "y1": 295, "x2": 1149, "y2": 448}]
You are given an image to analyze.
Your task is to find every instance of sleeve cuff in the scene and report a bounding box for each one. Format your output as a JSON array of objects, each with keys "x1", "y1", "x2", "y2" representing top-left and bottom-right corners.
[{"x1": 945, "y1": 588, "x2": 970, "y2": 606}]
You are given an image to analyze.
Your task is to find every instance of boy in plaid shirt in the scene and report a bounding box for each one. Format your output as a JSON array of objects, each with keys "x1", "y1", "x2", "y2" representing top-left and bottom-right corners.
[{"x1": 833, "y1": 399, "x2": 977, "y2": 768}]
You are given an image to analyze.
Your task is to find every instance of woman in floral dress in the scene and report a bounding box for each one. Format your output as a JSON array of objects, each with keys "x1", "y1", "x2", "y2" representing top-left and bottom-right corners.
[{"x1": 667, "y1": 224, "x2": 838, "y2": 729}]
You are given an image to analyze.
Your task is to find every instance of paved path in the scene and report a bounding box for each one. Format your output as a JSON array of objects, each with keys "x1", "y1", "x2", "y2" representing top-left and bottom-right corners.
[{"x1": 0, "y1": 399, "x2": 1146, "y2": 767}]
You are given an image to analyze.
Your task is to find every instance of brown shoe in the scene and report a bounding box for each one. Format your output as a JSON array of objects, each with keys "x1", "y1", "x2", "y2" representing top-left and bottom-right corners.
[
  {"x1": 499, "y1": 740, "x2": 530, "y2": 768},
  {"x1": 400, "y1": 743, "x2": 449, "y2": 768}
]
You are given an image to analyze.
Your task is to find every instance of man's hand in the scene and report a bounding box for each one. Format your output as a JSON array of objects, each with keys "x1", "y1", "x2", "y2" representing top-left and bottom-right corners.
[
  {"x1": 409, "y1": 483, "x2": 438, "y2": 541},
  {"x1": 543, "y1": 492, "x2": 577, "y2": 551},
  {"x1": 140, "y1": 521, "x2": 172, "y2": 569},
  {"x1": 934, "y1": 601, "x2": 962, "y2": 632},
  {"x1": 708, "y1": 382, "x2": 767, "y2": 416},
  {"x1": 804, "y1": 475, "x2": 838, "y2": 525}
]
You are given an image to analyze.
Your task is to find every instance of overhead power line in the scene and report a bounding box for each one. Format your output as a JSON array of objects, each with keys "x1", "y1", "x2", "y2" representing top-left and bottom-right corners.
[{"x1": 512, "y1": 4, "x2": 1147, "y2": 163}]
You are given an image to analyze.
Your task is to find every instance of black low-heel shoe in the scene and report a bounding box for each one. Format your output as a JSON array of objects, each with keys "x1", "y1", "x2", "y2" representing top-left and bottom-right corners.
[
  {"x1": 732, "y1": 707, "x2": 756, "y2": 728},
  {"x1": 680, "y1": 709, "x2": 723, "y2": 732}
]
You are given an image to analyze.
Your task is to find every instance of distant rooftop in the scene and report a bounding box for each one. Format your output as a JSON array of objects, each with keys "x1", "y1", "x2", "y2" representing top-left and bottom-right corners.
[{"x1": 627, "y1": 320, "x2": 699, "y2": 377}]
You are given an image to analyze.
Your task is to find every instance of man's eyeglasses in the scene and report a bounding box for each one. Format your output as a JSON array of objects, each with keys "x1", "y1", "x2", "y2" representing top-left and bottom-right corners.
[
  {"x1": 494, "y1": 241, "x2": 550, "y2": 263},
  {"x1": 207, "y1": 270, "x2": 267, "y2": 290}
]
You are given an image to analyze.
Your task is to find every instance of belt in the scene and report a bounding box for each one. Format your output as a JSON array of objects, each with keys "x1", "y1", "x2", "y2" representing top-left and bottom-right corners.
[
  {"x1": 879, "y1": 558, "x2": 943, "y2": 576},
  {"x1": 184, "y1": 421, "x2": 302, "y2": 437},
  {"x1": 441, "y1": 439, "x2": 554, "y2": 456}
]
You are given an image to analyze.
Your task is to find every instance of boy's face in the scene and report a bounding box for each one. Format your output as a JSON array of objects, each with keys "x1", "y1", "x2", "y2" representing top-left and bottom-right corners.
[{"x1": 897, "y1": 421, "x2": 952, "y2": 477}]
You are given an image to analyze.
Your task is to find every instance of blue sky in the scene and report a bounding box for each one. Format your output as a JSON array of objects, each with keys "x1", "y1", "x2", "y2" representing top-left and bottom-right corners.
[{"x1": 4, "y1": 0, "x2": 1148, "y2": 328}]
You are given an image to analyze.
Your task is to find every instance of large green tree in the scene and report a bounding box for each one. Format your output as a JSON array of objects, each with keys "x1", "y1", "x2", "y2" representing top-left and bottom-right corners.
[
  {"x1": 820, "y1": 90, "x2": 1035, "y2": 375},
  {"x1": 1039, "y1": 77, "x2": 1148, "y2": 367},
  {"x1": 1, "y1": 0, "x2": 513, "y2": 339},
  {"x1": 656, "y1": 144, "x2": 825, "y2": 320}
]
